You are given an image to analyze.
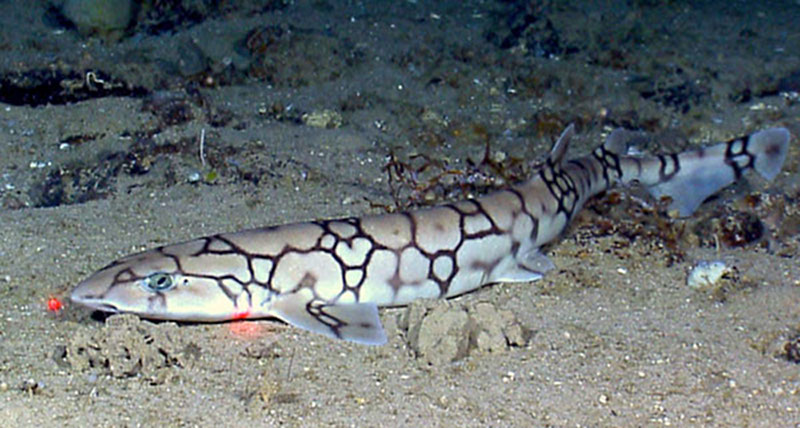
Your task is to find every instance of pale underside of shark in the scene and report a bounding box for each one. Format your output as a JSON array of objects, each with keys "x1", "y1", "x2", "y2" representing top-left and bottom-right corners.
[{"x1": 71, "y1": 125, "x2": 791, "y2": 345}]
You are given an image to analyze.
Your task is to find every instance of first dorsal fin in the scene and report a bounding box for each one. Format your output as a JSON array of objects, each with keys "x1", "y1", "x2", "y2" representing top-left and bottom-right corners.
[{"x1": 547, "y1": 124, "x2": 575, "y2": 166}]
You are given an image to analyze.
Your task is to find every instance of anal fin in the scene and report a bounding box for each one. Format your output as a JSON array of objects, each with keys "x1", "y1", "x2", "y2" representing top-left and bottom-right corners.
[
  {"x1": 648, "y1": 168, "x2": 736, "y2": 217},
  {"x1": 270, "y1": 291, "x2": 387, "y2": 345}
]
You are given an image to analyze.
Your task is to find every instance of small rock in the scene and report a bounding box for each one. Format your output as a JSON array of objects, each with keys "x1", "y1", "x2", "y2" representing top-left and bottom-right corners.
[
  {"x1": 302, "y1": 109, "x2": 343, "y2": 129},
  {"x1": 67, "y1": 314, "x2": 194, "y2": 382},
  {"x1": 499, "y1": 309, "x2": 526, "y2": 346},
  {"x1": 401, "y1": 299, "x2": 527, "y2": 366},
  {"x1": 468, "y1": 302, "x2": 527, "y2": 352},
  {"x1": 687, "y1": 260, "x2": 729, "y2": 289},
  {"x1": 469, "y1": 302, "x2": 507, "y2": 354},
  {"x1": 420, "y1": 109, "x2": 448, "y2": 127},
  {"x1": 785, "y1": 336, "x2": 800, "y2": 363},
  {"x1": 61, "y1": 0, "x2": 136, "y2": 39},
  {"x1": 402, "y1": 300, "x2": 471, "y2": 367},
  {"x1": 177, "y1": 39, "x2": 208, "y2": 77}
]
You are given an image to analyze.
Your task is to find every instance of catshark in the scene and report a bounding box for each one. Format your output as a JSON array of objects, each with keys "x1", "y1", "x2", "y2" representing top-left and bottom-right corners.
[{"x1": 70, "y1": 125, "x2": 791, "y2": 345}]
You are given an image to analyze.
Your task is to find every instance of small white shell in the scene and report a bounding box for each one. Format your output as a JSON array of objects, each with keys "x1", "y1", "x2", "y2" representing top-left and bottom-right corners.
[{"x1": 687, "y1": 260, "x2": 729, "y2": 289}]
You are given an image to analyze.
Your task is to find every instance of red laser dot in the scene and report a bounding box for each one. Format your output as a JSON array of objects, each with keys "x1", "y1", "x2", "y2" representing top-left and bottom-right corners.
[
  {"x1": 232, "y1": 310, "x2": 251, "y2": 320},
  {"x1": 47, "y1": 297, "x2": 63, "y2": 312}
]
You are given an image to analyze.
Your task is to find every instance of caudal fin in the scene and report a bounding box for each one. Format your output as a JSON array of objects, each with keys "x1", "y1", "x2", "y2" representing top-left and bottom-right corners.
[
  {"x1": 750, "y1": 127, "x2": 790, "y2": 181},
  {"x1": 645, "y1": 127, "x2": 790, "y2": 217}
]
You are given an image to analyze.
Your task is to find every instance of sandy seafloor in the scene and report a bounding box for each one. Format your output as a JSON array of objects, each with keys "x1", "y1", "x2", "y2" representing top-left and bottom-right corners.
[{"x1": 1, "y1": 0, "x2": 800, "y2": 426}]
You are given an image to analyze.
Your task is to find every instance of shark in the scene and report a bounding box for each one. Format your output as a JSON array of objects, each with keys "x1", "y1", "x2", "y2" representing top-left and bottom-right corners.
[{"x1": 70, "y1": 124, "x2": 791, "y2": 345}]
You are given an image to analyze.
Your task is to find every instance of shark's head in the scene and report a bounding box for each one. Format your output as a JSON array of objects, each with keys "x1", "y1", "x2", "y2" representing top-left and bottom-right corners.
[
  {"x1": 71, "y1": 239, "x2": 254, "y2": 321},
  {"x1": 70, "y1": 230, "x2": 389, "y2": 345}
]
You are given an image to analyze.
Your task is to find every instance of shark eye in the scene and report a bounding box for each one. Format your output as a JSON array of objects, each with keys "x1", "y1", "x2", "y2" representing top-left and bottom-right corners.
[{"x1": 143, "y1": 272, "x2": 175, "y2": 291}]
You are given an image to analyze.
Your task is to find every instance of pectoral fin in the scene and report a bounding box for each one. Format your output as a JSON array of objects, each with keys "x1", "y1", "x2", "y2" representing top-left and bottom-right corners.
[
  {"x1": 488, "y1": 250, "x2": 554, "y2": 283},
  {"x1": 270, "y1": 291, "x2": 387, "y2": 345}
]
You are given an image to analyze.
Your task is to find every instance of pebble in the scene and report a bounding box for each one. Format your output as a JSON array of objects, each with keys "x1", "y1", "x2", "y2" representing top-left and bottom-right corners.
[
  {"x1": 302, "y1": 110, "x2": 343, "y2": 129},
  {"x1": 61, "y1": 0, "x2": 135, "y2": 38},
  {"x1": 687, "y1": 260, "x2": 729, "y2": 289}
]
